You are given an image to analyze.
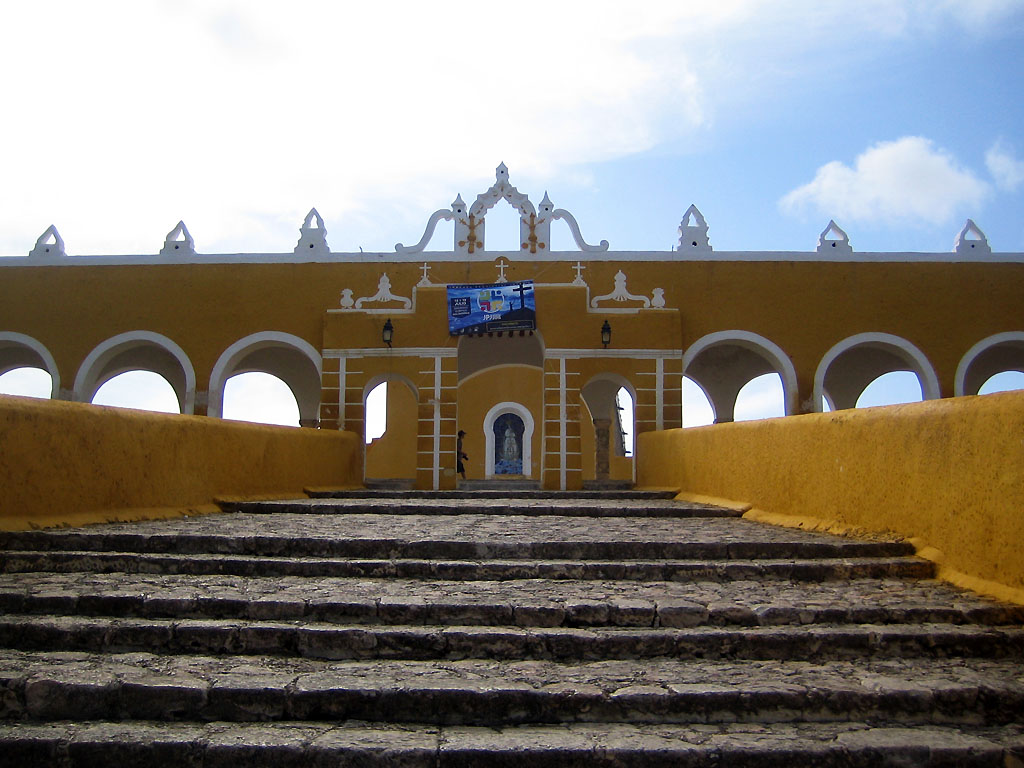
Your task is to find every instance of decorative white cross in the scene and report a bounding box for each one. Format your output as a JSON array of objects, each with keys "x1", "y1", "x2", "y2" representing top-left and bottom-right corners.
[
  {"x1": 572, "y1": 261, "x2": 587, "y2": 285},
  {"x1": 418, "y1": 262, "x2": 432, "y2": 286},
  {"x1": 495, "y1": 258, "x2": 510, "y2": 283}
]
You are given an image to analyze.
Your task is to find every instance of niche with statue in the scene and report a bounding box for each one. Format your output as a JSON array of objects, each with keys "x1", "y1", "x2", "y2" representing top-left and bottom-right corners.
[{"x1": 492, "y1": 413, "x2": 525, "y2": 475}]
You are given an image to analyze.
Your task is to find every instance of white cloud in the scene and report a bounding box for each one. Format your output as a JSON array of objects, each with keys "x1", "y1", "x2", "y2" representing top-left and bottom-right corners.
[
  {"x1": 986, "y1": 141, "x2": 1024, "y2": 191},
  {"x1": 780, "y1": 137, "x2": 989, "y2": 226}
]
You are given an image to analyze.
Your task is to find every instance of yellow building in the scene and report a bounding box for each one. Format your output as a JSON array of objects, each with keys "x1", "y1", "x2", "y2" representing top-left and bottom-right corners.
[{"x1": 2, "y1": 165, "x2": 1022, "y2": 490}]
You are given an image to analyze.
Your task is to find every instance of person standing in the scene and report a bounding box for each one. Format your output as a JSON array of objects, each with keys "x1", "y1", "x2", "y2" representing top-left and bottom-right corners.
[{"x1": 457, "y1": 429, "x2": 468, "y2": 481}]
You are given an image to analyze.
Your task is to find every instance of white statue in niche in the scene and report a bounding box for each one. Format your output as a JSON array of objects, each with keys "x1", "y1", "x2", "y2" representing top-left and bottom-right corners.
[{"x1": 502, "y1": 426, "x2": 519, "y2": 462}]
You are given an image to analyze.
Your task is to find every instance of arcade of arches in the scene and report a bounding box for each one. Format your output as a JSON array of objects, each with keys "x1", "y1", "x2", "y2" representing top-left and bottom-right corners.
[{"x1": 2, "y1": 166, "x2": 1023, "y2": 489}]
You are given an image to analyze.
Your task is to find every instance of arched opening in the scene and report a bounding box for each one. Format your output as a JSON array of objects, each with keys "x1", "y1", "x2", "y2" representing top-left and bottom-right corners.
[
  {"x1": 581, "y1": 375, "x2": 636, "y2": 486},
  {"x1": 955, "y1": 333, "x2": 1024, "y2": 397},
  {"x1": 683, "y1": 331, "x2": 798, "y2": 423},
  {"x1": 978, "y1": 371, "x2": 1024, "y2": 394},
  {"x1": 209, "y1": 332, "x2": 322, "y2": 427},
  {"x1": 222, "y1": 372, "x2": 300, "y2": 426},
  {"x1": 364, "y1": 376, "x2": 419, "y2": 485},
  {"x1": 365, "y1": 381, "x2": 388, "y2": 443},
  {"x1": 734, "y1": 372, "x2": 786, "y2": 421},
  {"x1": 855, "y1": 371, "x2": 923, "y2": 408},
  {"x1": 0, "y1": 332, "x2": 61, "y2": 399},
  {"x1": 814, "y1": 333, "x2": 939, "y2": 412},
  {"x1": 0, "y1": 367, "x2": 53, "y2": 399},
  {"x1": 92, "y1": 371, "x2": 180, "y2": 414},
  {"x1": 74, "y1": 331, "x2": 195, "y2": 414},
  {"x1": 615, "y1": 387, "x2": 634, "y2": 457},
  {"x1": 682, "y1": 376, "x2": 715, "y2": 427}
]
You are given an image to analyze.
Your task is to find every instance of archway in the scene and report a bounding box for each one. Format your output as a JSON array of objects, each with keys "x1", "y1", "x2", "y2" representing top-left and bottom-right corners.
[
  {"x1": 209, "y1": 332, "x2": 322, "y2": 427},
  {"x1": 683, "y1": 331, "x2": 798, "y2": 422},
  {"x1": 813, "y1": 333, "x2": 939, "y2": 412},
  {"x1": 74, "y1": 331, "x2": 195, "y2": 414},
  {"x1": 955, "y1": 332, "x2": 1024, "y2": 397},
  {"x1": 856, "y1": 371, "x2": 923, "y2": 408},
  {"x1": 0, "y1": 332, "x2": 61, "y2": 399},
  {"x1": 363, "y1": 374, "x2": 419, "y2": 484},
  {"x1": 581, "y1": 374, "x2": 637, "y2": 484}
]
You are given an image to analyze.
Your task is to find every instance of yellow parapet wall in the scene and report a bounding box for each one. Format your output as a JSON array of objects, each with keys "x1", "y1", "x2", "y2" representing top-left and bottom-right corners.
[
  {"x1": 637, "y1": 391, "x2": 1024, "y2": 604},
  {"x1": 0, "y1": 395, "x2": 363, "y2": 530}
]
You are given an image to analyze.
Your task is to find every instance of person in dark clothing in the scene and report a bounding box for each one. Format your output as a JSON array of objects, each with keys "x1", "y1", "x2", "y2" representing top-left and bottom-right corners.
[{"x1": 457, "y1": 429, "x2": 468, "y2": 480}]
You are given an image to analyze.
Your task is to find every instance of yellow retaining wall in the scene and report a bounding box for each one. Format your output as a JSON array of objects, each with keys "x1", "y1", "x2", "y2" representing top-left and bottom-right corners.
[
  {"x1": 637, "y1": 391, "x2": 1024, "y2": 604},
  {"x1": 0, "y1": 395, "x2": 363, "y2": 530}
]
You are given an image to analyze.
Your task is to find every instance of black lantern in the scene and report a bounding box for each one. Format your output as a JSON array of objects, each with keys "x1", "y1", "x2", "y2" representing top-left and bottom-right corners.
[
  {"x1": 382, "y1": 318, "x2": 394, "y2": 348},
  {"x1": 601, "y1": 320, "x2": 611, "y2": 348}
]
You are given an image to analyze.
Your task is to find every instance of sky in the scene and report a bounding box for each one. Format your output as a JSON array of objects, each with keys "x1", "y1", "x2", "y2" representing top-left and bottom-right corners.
[{"x1": 2, "y1": 1, "x2": 1023, "y2": 423}]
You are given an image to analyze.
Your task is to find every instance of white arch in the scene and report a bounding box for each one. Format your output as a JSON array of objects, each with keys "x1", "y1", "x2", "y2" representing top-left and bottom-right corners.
[
  {"x1": 362, "y1": 372, "x2": 419, "y2": 403},
  {"x1": 0, "y1": 332, "x2": 60, "y2": 398},
  {"x1": 955, "y1": 332, "x2": 1024, "y2": 397},
  {"x1": 813, "y1": 332, "x2": 940, "y2": 412},
  {"x1": 483, "y1": 401, "x2": 535, "y2": 478},
  {"x1": 73, "y1": 331, "x2": 196, "y2": 414},
  {"x1": 208, "y1": 331, "x2": 322, "y2": 421},
  {"x1": 682, "y1": 330, "x2": 799, "y2": 416}
]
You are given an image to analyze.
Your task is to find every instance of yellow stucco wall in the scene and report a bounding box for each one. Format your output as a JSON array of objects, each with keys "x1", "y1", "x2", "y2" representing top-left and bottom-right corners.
[
  {"x1": 0, "y1": 395, "x2": 362, "y2": 530},
  {"x1": 637, "y1": 391, "x2": 1024, "y2": 603}
]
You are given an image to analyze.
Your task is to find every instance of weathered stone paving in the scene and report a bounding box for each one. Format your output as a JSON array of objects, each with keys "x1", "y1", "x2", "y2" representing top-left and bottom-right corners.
[{"x1": 1, "y1": 490, "x2": 1022, "y2": 765}]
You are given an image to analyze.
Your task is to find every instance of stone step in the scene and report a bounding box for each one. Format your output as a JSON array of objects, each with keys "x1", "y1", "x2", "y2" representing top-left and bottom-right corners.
[
  {"x1": 3, "y1": 651, "x2": 1022, "y2": 726},
  {"x1": 3, "y1": 720, "x2": 1022, "y2": 768},
  {"x1": 0, "y1": 514, "x2": 914, "y2": 561},
  {"x1": 2, "y1": 573, "x2": 1018, "y2": 628},
  {"x1": 309, "y1": 488, "x2": 676, "y2": 499},
  {"x1": 223, "y1": 497, "x2": 738, "y2": 518},
  {"x1": 3, "y1": 614, "x2": 1022, "y2": 662},
  {"x1": 0, "y1": 550, "x2": 937, "y2": 581}
]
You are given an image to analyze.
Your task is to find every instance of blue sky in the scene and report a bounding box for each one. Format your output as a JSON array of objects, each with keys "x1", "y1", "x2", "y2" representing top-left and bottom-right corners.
[{"x1": 2, "y1": 1, "x2": 1023, "y2": 422}]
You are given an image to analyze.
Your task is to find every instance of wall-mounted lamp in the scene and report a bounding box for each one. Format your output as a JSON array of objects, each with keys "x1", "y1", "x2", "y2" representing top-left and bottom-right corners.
[
  {"x1": 382, "y1": 318, "x2": 394, "y2": 348},
  {"x1": 601, "y1": 320, "x2": 612, "y2": 349}
]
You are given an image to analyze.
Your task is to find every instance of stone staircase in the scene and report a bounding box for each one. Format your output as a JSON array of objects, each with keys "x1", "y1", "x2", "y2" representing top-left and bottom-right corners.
[{"x1": 0, "y1": 489, "x2": 1022, "y2": 766}]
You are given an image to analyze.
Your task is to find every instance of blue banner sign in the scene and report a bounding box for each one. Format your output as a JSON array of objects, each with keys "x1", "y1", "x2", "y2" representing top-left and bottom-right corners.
[{"x1": 447, "y1": 280, "x2": 536, "y2": 336}]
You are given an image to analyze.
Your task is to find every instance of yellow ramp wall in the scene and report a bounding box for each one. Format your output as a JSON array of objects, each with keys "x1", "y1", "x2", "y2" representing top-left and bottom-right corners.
[
  {"x1": 637, "y1": 391, "x2": 1024, "y2": 603},
  {"x1": 0, "y1": 396, "x2": 363, "y2": 530}
]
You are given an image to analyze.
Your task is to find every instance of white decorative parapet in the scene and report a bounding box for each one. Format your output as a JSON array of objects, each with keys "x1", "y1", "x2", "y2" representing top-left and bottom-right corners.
[
  {"x1": 395, "y1": 163, "x2": 608, "y2": 255},
  {"x1": 160, "y1": 221, "x2": 196, "y2": 257},
  {"x1": 395, "y1": 197, "x2": 460, "y2": 255},
  {"x1": 677, "y1": 204, "x2": 711, "y2": 252},
  {"x1": 954, "y1": 219, "x2": 992, "y2": 255},
  {"x1": 816, "y1": 220, "x2": 852, "y2": 254},
  {"x1": 353, "y1": 273, "x2": 412, "y2": 309},
  {"x1": 591, "y1": 270, "x2": 652, "y2": 308},
  {"x1": 295, "y1": 208, "x2": 330, "y2": 256},
  {"x1": 29, "y1": 225, "x2": 65, "y2": 259}
]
